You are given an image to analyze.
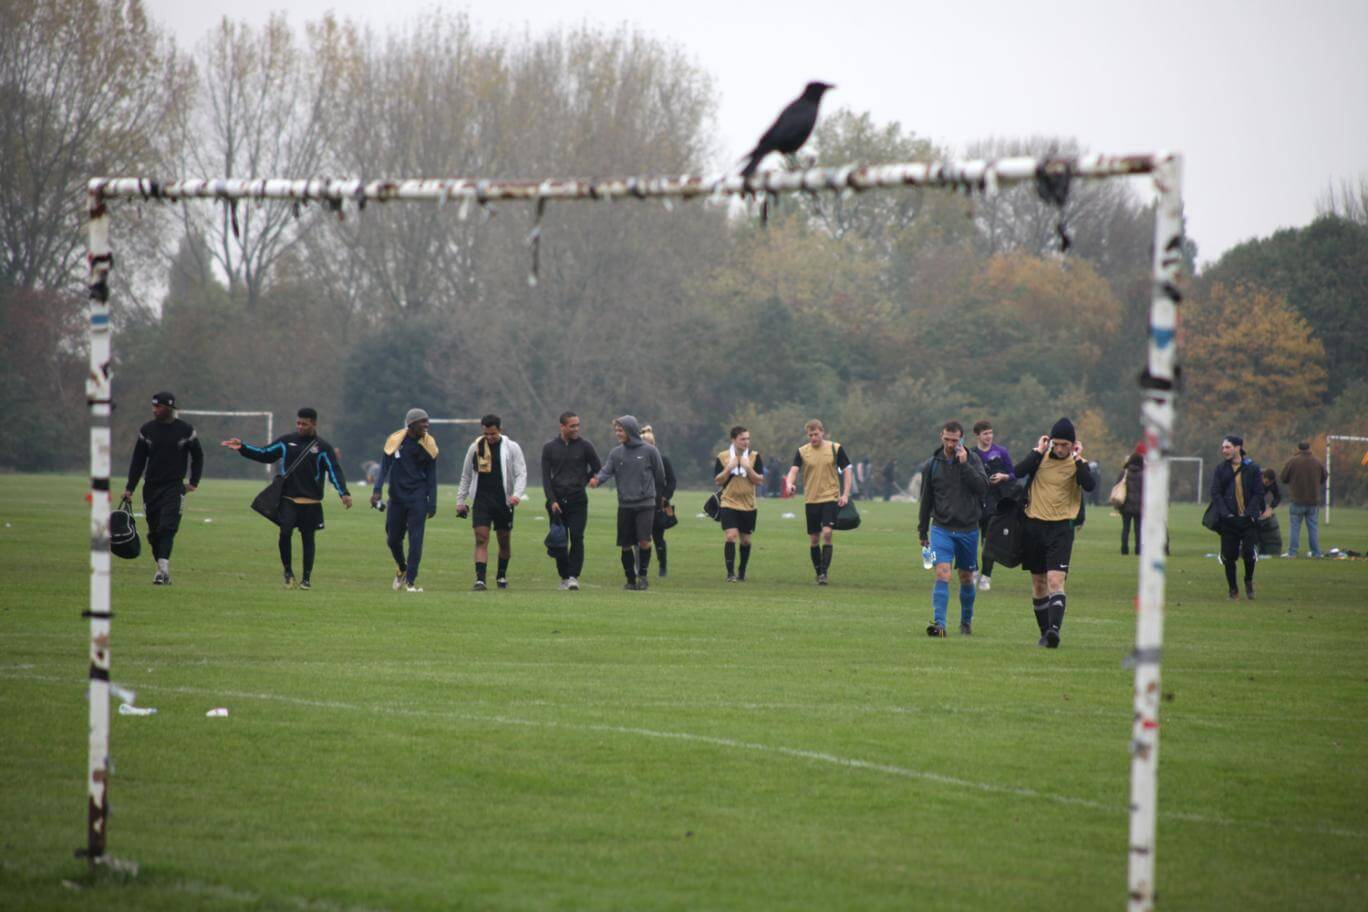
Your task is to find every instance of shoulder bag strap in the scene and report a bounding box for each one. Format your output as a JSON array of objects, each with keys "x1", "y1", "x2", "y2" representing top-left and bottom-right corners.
[{"x1": 282, "y1": 438, "x2": 315, "y2": 479}]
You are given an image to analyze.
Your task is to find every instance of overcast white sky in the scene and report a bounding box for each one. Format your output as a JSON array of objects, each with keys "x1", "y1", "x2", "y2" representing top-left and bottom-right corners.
[{"x1": 145, "y1": 0, "x2": 1368, "y2": 264}]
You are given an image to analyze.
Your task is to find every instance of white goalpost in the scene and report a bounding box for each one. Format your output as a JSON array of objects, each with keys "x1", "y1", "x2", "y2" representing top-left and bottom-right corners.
[
  {"x1": 83, "y1": 153, "x2": 1183, "y2": 910},
  {"x1": 1325, "y1": 434, "x2": 1368, "y2": 524},
  {"x1": 177, "y1": 409, "x2": 275, "y2": 478},
  {"x1": 1167, "y1": 456, "x2": 1203, "y2": 504}
]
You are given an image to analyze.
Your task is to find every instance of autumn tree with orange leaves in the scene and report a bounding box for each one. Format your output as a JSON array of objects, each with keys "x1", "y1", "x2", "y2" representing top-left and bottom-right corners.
[{"x1": 1181, "y1": 282, "x2": 1327, "y2": 454}]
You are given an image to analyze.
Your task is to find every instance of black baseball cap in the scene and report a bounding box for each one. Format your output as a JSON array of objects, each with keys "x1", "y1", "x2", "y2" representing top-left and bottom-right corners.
[{"x1": 152, "y1": 391, "x2": 176, "y2": 407}]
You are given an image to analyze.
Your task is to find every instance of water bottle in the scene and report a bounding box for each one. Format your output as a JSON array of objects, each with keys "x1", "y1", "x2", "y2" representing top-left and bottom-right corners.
[{"x1": 921, "y1": 545, "x2": 936, "y2": 570}]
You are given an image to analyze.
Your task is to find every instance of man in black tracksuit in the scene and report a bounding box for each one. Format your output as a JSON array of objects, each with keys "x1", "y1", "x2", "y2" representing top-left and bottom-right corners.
[
  {"x1": 123, "y1": 391, "x2": 204, "y2": 585},
  {"x1": 222, "y1": 407, "x2": 352, "y2": 589},
  {"x1": 372, "y1": 408, "x2": 439, "y2": 592},
  {"x1": 541, "y1": 411, "x2": 602, "y2": 590}
]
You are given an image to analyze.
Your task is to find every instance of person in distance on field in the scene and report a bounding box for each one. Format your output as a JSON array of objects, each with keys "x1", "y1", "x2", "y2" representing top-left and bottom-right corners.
[
  {"x1": 371, "y1": 409, "x2": 438, "y2": 593},
  {"x1": 971, "y1": 419, "x2": 1015, "y2": 591},
  {"x1": 783, "y1": 419, "x2": 853, "y2": 585},
  {"x1": 918, "y1": 421, "x2": 989, "y2": 637},
  {"x1": 1117, "y1": 443, "x2": 1145, "y2": 556},
  {"x1": 1209, "y1": 435, "x2": 1265, "y2": 600},
  {"x1": 123, "y1": 391, "x2": 204, "y2": 585},
  {"x1": 1014, "y1": 418, "x2": 1094, "y2": 648},
  {"x1": 541, "y1": 411, "x2": 602, "y2": 590},
  {"x1": 713, "y1": 425, "x2": 766, "y2": 582},
  {"x1": 456, "y1": 414, "x2": 528, "y2": 591},
  {"x1": 589, "y1": 416, "x2": 666, "y2": 591},
  {"x1": 639, "y1": 425, "x2": 677, "y2": 578},
  {"x1": 1279, "y1": 441, "x2": 1327, "y2": 558},
  {"x1": 223, "y1": 407, "x2": 352, "y2": 590}
]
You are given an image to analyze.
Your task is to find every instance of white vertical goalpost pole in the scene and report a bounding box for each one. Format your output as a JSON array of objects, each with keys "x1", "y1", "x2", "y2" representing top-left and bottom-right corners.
[
  {"x1": 178, "y1": 410, "x2": 275, "y2": 478},
  {"x1": 1128, "y1": 153, "x2": 1184, "y2": 912},
  {"x1": 86, "y1": 154, "x2": 1184, "y2": 907},
  {"x1": 1324, "y1": 435, "x2": 1368, "y2": 524}
]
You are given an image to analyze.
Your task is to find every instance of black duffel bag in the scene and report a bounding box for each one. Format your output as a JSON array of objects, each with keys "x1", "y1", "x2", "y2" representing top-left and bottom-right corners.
[
  {"x1": 251, "y1": 442, "x2": 315, "y2": 525},
  {"x1": 834, "y1": 499, "x2": 861, "y2": 531},
  {"x1": 110, "y1": 495, "x2": 141, "y2": 560}
]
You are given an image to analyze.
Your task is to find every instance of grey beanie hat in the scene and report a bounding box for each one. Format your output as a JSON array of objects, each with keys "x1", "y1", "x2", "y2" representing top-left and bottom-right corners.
[{"x1": 405, "y1": 408, "x2": 429, "y2": 426}]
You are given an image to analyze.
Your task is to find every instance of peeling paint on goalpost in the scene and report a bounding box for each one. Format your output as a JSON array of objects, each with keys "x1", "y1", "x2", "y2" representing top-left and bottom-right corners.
[{"x1": 84, "y1": 153, "x2": 1183, "y2": 908}]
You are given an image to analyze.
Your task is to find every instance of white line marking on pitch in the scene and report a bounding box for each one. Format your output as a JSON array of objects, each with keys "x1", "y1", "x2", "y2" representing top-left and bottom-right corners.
[{"x1": 3, "y1": 671, "x2": 1363, "y2": 841}]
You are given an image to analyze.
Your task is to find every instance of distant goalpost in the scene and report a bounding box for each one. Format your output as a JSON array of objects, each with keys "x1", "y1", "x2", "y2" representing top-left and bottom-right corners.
[
  {"x1": 1325, "y1": 434, "x2": 1368, "y2": 523},
  {"x1": 1167, "y1": 456, "x2": 1204, "y2": 504},
  {"x1": 83, "y1": 154, "x2": 1183, "y2": 911},
  {"x1": 178, "y1": 409, "x2": 274, "y2": 479}
]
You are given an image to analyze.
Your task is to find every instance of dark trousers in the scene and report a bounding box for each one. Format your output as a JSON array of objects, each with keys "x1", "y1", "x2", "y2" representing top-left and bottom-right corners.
[
  {"x1": 1121, "y1": 513, "x2": 1141, "y2": 553},
  {"x1": 549, "y1": 495, "x2": 589, "y2": 579},
  {"x1": 1220, "y1": 520, "x2": 1257, "y2": 589},
  {"x1": 387, "y1": 498, "x2": 428, "y2": 584},
  {"x1": 277, "y1": 499, "x2": 320, "y2": 579},
  {"x1": 143, "y1": 484, "x2": 183, "y2": 561}
]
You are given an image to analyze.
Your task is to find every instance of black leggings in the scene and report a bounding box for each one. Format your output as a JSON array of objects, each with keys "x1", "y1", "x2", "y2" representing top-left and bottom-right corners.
[
  {"x1": 1121, "y1": 513, "x2": 1141, "y2": 552},
  {"x1": 277, "y1": 500, "x2": 320, "y2": 579},
  {"x1": 1220, "y1": 523, "x2": 1257, "y2": 590}
]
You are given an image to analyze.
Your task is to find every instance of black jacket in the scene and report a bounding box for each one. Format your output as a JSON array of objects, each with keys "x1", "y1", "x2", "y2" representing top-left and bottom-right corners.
[
  {"x1": 541, "y1": 436, "x2": 602, "y2": 503},
  {"x1": 238, "y1": 433, "x2": 349, "y2": 501},
  {"x1": 1211, "y1": 458, "x2": 1266, "y2": 522},
  {"x1": 126, "y1": 418, "x2": 204, "y2": 494},
  {"x1": 918, "y1": 446, "x2": 989, "y2": 538}
]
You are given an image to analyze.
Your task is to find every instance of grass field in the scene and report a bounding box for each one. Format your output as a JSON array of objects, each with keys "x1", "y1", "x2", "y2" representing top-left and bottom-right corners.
[{"x1": 2, "y1": 473, "x2": 1366, "y2": 910}]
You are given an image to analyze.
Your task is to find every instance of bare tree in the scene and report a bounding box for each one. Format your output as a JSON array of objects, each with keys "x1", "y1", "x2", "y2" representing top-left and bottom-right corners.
[
  {"x1": 170, "y1": 15, "x2": 351, "y2": 310},
  {"x1": 0, "y1": 0, "x2": 181, "y2": 291},
  {"x1": 1316, "y1": 174, "x2": 1368, "y2": 225}
]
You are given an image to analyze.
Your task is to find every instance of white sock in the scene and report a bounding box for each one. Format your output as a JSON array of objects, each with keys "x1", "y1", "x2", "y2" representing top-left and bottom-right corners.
[{"x1": 157, "y1": 558, "x2": 169, "y2": 573}]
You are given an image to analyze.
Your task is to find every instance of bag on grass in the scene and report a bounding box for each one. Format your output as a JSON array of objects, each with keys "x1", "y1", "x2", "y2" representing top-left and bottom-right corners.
[{"x1": 110, "y1": 495, "x2": 141, "y2": 560}]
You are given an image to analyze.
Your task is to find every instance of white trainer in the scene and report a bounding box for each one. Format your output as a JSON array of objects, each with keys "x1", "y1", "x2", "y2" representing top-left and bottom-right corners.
[
  {"x1": 977, "y1": 574, "x2": 992, "y2": 591},
  {"x1": 392, "y1": 570, "x2": 404, "y2": 591},
  {"x1": 558, "y1": 579, "x2": 571, "y2": 590},
  {"x1": 566, "y1": 576, "x2": 580, "y2": 590},
  {"x1": 405, "y1": 584, "x2": 424, "y2": 593}
]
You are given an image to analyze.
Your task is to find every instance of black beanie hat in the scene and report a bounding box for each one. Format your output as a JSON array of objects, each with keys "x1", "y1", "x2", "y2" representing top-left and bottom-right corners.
[
  {"x1": 1049, "y1": 417, "x2": 1076, "y2": 443},
  {"x1": 151, "y1": 391, "x2": 176, "y2": 407},
  {"x1": 1224, "y1": 434, "x2": 1244, "y2": 448}
]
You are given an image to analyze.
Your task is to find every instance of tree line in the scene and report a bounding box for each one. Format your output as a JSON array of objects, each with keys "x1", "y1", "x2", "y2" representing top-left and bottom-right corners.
[{"x1": 2, "y1": 0, "x2": 1366, "y2": 502}]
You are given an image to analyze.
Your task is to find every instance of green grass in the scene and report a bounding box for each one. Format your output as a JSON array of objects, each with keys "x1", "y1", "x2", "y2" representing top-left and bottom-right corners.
[{"x1": 2, "y1": 474, "x2": 1366, "y2": 910}]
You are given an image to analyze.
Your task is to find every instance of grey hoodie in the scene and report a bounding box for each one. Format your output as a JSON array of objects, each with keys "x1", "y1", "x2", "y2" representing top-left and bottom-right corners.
[{"x1": 593, "y1": 415, "x2": 667, "y2": 510}]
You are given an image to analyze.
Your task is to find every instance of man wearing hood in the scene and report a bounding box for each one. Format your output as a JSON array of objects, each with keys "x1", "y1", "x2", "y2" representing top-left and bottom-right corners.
[
  {"x1": 917, "y1": 421, "x2": 989, "y2": 637},
  {"x1": 589, "y1": 415, "x2": 667, "y2": 590},
  {"x1": 1013, "y1": 418, "x2": 1095, "y2": 648}
]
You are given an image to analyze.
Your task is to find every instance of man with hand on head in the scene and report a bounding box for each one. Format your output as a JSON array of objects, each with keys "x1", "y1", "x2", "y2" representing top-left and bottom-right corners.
[
  {"x1": 124, "y1": 391, "x2": 204, "y2": 585},
  {"x1": 918, "y1": 421, "x2": 989, "y2": 637},
  {"x1": 372, "y1": 409, "x2": 439, "y2": 593},
  {"x1": 1013, "y1": 418, "x2": 1095, "y2": 648}
]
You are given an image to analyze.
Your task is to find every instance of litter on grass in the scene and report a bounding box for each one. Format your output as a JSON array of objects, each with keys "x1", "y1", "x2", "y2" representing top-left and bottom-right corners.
[
  {"x1": 118, "y1": 704, "x2": 156, "y2": 716},
  {"x1": 206, "y1": 707, "x2": 229, "y2": 718}
]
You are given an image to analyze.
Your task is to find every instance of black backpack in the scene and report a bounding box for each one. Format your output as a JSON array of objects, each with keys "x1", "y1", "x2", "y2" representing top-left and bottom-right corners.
[{"x1": 110, "y1": 496, "x2": 141, "y2": 560}]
